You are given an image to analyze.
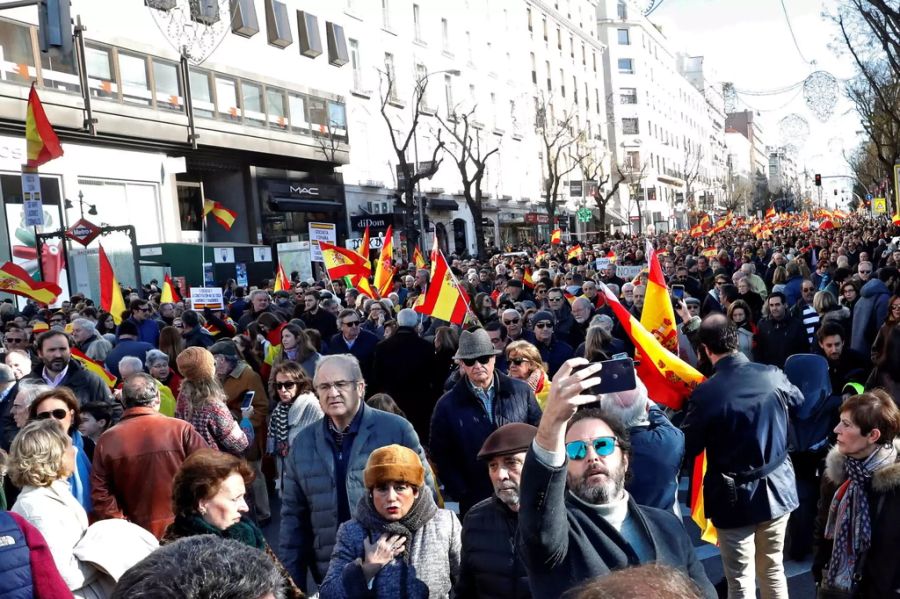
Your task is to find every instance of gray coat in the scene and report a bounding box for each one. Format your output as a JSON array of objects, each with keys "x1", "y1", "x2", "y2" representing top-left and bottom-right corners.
[
  {"x1": 279, "y1": 407, "x2": 436, "y2": 591},
  {"x1": 319, "y1": 509, "x2": 461, "y2": 598}
]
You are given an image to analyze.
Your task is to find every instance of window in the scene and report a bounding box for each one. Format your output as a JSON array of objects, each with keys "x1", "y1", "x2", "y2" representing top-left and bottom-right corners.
[
  {"x1": 241, "y1": 81, "x2": 265, "y2": 126},
  {"x1": 569, "y1": 34, "x2": 574, "y2": 59},
  {"x1": 441, "y1": 18, "x2": 449, "y2": 51},
  {"x1": 267, "y1": 87, "x2": 288, "y2": 129},
  {"x1": 384, "y1": 53, "x2": 397, "y2": 99},
  {"x1": 592, "y1": 51, "x2": 597, "y2": 72},
  {"x1": 584, "y1": 82, "x2": 589, "y2": 108},
  {"x1": 573, "y1": 76, "x2": 578, "y2": 104},
  {"x1": 85, "y1": 44, "x2": 117, "y2": 99},
  {"x1": 328, "y1": 101, "x2": 347, "y2": 140},
  {"x1": 152, "y1": 58, "x2": 183, "y2": 111},
  {"x1": 189, "y1": 69, "x2": 214, "y2": 117},
  {"x1": 527, "y1": 7, "x2": 532, "y2": 32},
  {"x1": 626, "y1": 151, "x2": 640, "y2": 170},
  {"x1": 617, "y1": 0, "x2": 627, "y2": 19},
  {"x1": 545, "y1": 60, "x2": 551, "y2": 91},
  {"x1": 542, "y1": 15, "x2": 548, "y2": 42},
  {"x1": 265, "y1": 0, "x2": 292, "y2": 48},
  {"x1": 581, "y1": 43, "x2": 586, "y2": 66},
  {"x1": 444, "y1": 74, "x2": 454, "y2": 111},
  {"x1": 297, "y1": 11, "x2": 321, "y2": 58},
  {"x1": 413, "y1": 3, "x2": 422, "y2": 41},
  {"x1": 510, "y1": 99, "x2": 518, "y2": 131},
  {"x1": 119, "y1": 52, "x2": 150, "y2": 105},
  {"x1": 288, "y1": 93, "x2": 309, "y2": 134},
  {"x1": 416, "y1": 63, "x2": 429, "y2": 108},
  {"x1": 557, "y1": 27, "x2": 562, "y2": 50},
  {"x1": 308, "y1": 97, "x2": 328, "y2": 136},
  {"x1": 41, "y1": 45, "x2": 80, "y2": 94},
  {"x1": 618, "y1": 29, "x2": 630, "y2": 45},
  {"x1": 622, "y1": 117, "x2": 639, "y2": 134},
  {"x1": 381, "y1": 0, "x2": 391, "y2": 29},
  {"x1": 214, "y1": 75, "x2": 240, "y2": 122},
  {"x1": 620, "y1": 87, "x2": 637, "y2": 104},
  {"x1": 560, "y1": 69, "x2": 565, "y2": 97},
  {"x1": 349, "y1": 39, "x2": 362, "y2": 90},
  {"x1": 595, "y1": 89, "x2": 600, "y2": 114},
  {"x1": 0, "y1": 19, "x2": 35, "y2": 85},
  {"x1": 326, "y1": 22, "x2": 348, "y2": 66},
  {"x1": 530, "y1": 52, "x2": 536, "y2": 84},
  {"x1": 231, "y1": 0, "x2": 259, "y2": 37},
  {"x1": 617, "y1": 58, "x2": 634, "y2": 74}
]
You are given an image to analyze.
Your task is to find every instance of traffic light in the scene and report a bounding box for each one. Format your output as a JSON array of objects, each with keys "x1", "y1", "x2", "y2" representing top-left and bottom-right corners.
[
  {"x1": 38, "y1": 0, "x2": 72, "y2": 54},
  {"x1": 814, "y1": 173, "x2": 822, "y2": 187}
]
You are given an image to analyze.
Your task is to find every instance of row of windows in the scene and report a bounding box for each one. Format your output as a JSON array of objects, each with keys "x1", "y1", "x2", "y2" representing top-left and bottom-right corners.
[
  {"x1": 0, "y1": 17, "x2": 347, "y2": 141},
  {"x1": 527, "y1": 6, "x2": 598, "y2": 71},
  {"x1": 529, "y1": 54, "x2": 601, "y2": 116}
]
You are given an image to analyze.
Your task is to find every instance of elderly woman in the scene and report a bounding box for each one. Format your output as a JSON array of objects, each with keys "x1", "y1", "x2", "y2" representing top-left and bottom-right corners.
[
  {"x1": 10, "y1": 419, "x2": 107, "y2": 597},
  {"x1": 320, "y1": 445, "x2": 461, "y2": 598},
  {"x1": 813, "y1": 390, "x2": 900, "y2": 597},
  {"x1": 268, "y1": 360, "x2": 322, "y2": 490},
  {"x1": 162, "y1": 448, "x2": 302, "y2": 598},
  {"x1": 506, "y1": 340, "x2": 551, "y2": 410},
  {"x1": 146, "y1": 348, "x2": 183, "y2": 403},
  {"x1": 175, "y1": 347, "x2": 249, "y2": 455},
  {"x1": 28, "y1": 387, "x2": 93, "y2": 511}
]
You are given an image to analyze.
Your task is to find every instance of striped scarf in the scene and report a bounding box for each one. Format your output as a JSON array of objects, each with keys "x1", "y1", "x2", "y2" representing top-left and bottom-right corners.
[{"x1": 269, "y1": 401, "x2": 292, "y2": 457}]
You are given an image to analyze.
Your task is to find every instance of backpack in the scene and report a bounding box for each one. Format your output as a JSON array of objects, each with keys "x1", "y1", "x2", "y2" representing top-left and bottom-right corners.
[{"x1": 783, "y1": 354, "x2": 842, "y2": 453}]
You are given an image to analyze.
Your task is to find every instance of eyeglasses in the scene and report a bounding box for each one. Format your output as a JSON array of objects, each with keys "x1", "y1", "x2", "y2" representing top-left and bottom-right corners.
[
  {"x1": 548, "y1": 297, "x2": 563, "y2": 302},
  {"x1": 534, "y1": 322, "x2": 553, "y2": 329},
  {"x1": 503, "y1": 318, "x2": 520, "y2": 325},
  {"x1": 565, "y1": 436, "x2": 618, "y2": 460},
  {"x1": 274, "y1": 381, "x2": 298, "y2": 390},
  {"x1": 315, "y1": 380, "x2": 357, "y2": 394},
  {"x1": 5, "y1": 337, "x2": 25, "y2": 343},
  {"x1": 859, "y1": 270, "x2": 871, "y2": 275},
  {"x1": 36, "y1": 409, "x2": 68, "y2": 421},
  {"x1": 802, "y1": 287, "x2": 815, "y2": 293},
  {"x1": 461, "y1": 355, "x2": 493, "y2": 367},
  {"x1": 715, "y1": 281, "x2": 727, "y2": 286},
  {"x1": 509, "y1": 357, "x2": 527, "y2": 366},
  {"x1": 342, "y1": 320, "x2": 360, "y2": 327},
  {"x1": 50, "y1": 319, "x2": 64, "y2": 324},
  {"x1": 136, "y1": 307, "x2": 151, "y2": 313}
]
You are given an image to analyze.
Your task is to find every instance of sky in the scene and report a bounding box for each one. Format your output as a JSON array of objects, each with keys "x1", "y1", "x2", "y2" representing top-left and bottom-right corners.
[{"x1": 652, "y1": 0, "x2": 861, "y2": 203}]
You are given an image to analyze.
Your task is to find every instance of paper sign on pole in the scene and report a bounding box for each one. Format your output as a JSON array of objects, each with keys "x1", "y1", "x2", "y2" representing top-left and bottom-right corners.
[
  {"x1": 189, "y1": 287, "x2": 224, "y2": 310},
  {"x1": 308, "y1": 222, "x2": 337, "y2": 262},
  {"x1": 873, "y1": 197, "x2": 887, "y2": 214},
  {"x1": 21, "y1": 167, "x2": 44, "y2": 226}
]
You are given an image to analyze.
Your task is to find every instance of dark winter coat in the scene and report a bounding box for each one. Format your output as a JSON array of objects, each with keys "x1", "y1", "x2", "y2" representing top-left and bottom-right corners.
[
  {"x1": 429, "y1": 373, "x2": 541, "y2": 514},
  {"x1": 28, "y1": 359, "x2": 112, "y2": 408},
  {"x1": 326, "y1": 330, "x2": 379, "y2": 385},
  {"x1": 754, "y1": 314, "x2": 810, "y2": 368},
  {"x1": 534, "y1": 336, "x2": 575, "y2": 377},
  {"x1": 455, "y1": 496, "x2": 531, "y2": 599},
  {"x1": 627, "y1": 406, "x2": 685, "y2": 511},
  {"x1": 850, "y1": 278, "x2": 892, "y2": 355},
  {"x1": 681, "y1": 353, "x2": 804, "y2": 529}
]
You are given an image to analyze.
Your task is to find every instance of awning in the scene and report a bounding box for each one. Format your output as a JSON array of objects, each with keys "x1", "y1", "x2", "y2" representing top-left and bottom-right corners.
[
  {"x1": 269, "y1": 198, "x2": 343, "y2": 212},
  {"x1": 427, "y1": 198, "x2": 459, "y2": 211}
]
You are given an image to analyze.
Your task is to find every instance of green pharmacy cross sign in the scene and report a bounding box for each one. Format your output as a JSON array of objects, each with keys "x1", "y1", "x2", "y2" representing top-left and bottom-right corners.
[{"x1": 576, "y1": 208, "x2": 593, "y2": 222}]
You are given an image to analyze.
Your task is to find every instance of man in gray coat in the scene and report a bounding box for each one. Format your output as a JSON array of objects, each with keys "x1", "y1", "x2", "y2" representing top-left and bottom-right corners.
[{"x1": 279, "y1": 354, "x2": 435, "y2": 593}]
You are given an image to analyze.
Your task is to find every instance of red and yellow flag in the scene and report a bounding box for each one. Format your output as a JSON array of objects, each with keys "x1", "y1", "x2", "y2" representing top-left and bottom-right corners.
[
  {"x1": 160, "y1": 273, "x2": 180, "y2": 303},
  {"x1": 641, "y1": 241, "x2": 678, "y2": 354},
  {"x1": 523, "y1": 268, "x2": 535, "y2": 289},
  {"x1": 0, "y1": 261, "x2": 62, "y2": 305},
  {"x1": 567, "y1": 244, "x2": 583, "y2": 260},
  {"x1": 690, "y1": 452, "x2": 718, "y2": 545},
  {"x1": 358, "y1": 226, "x2": 372, "y2": 275},
  {"x1": 414, "y1": 250, "x2": 469, "y2": 325},
  {"x1": 701, "y1": 247, "x2": 718, "y2": 258},
  {"x1": 26, "y1": 84, "x2": 64, "y2": 167},
  {"x1": 348, "y1": 274, "x2": 378, "y2": 299},
  {"x1": 819, "y1": 219, "x2": 836, "y2": 231},
  {"x1": 274, "y1": 262, "x2": 290, "y2": 292},
  {"x1": 413, "y1": 245, "x2": 426, "y2": 269},
  {"x1": 550, "y1": 229, "x2": 562, "y2": 245},
  {"x1": 99, "y1": 245, "x2": 126, "y2": 325},
  {"x1": 319, "y1": 241, "x2": 371, "y2": 281},
  {"x1": 374, "y1": 225, "x2": 395, "y2": 298},
  {"x1": 892, "y1": 212, "x2": 900, "y2": 226},
  {"x1": 765, "y1": 206, "x2": 776, "y2": 219},
  {"x1": 70, "y1": 348, "x2": 117, "y2": 388},
  {"x1": 535, "y1": 249, "x2": 548, "y2": 264},
  {"x1": 203, "y1": 200, "x2": 237, "y2": 231}
]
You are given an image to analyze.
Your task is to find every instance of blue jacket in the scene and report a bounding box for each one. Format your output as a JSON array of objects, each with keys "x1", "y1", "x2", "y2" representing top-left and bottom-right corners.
[
  {"x1": 783, "y1": 274, "x2": 804, "y2": 307},
  {"x1": 535, "y1": 337, "x2": 575, "y2": 377},
  {"x1": 326, "y1": 330, "x2": 379, "y2": 383},
  {"x1": 0, "y1": 511, "x2": 32, "y2": 599},
  {"x1": 681, "y1": 353, "x2": 804, "y2": 528},
  {"x1": 850, "y1": 278, "x2": 892, "y2": 355},
  {"x1": 124, "y1": 317, "x2": 160, "y2": 347},
  {"x1": 627, "y1": 406, "x2": 685, "y2": 511},
  {"x1": 104, "y1": 339, "x2": 155, "y2": 379},
  {"x1": 430, "y1": 372, "x2": 542, "y2": 513}
]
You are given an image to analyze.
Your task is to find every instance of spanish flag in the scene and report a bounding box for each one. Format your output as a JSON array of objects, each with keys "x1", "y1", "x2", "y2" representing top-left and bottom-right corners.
[
  {"x1": 319, "y1": 241, "x2": 371, "y2": 280},
  {"x1": 413, "y1": 245, "x2": 426, "y2": 269},
  {"x1": 374, "y1": 225, "x2": 395, "y2": 298},
  {"x1": 550, "y1": 228, "x2": 562, "y2": 244},
  {"x1": 701, "y1": 247, "x2": 718, "y2": 258},
  {"x1": 70, "y1": 348, "x2": 117, "y2": 388},
  {"x1": 892, "y1": 212, "x2": 900, "y2": 226},
  {"x1": 348, "y1": 274, "x2": 378, "y2": 299},
  {"x1": 160, "y1": 273, "x2": 180, "y2": 303},
  {"x1": 641, "y1": 240, "x2": 678, "y2": 354},
  {"x1": 523, "y1": 268, "x2": 535, "y2": 289},
  {"x1": 203, "y1": 200, "x2": 237, "y2": 231},
  {"x1": 414, "y1": 250, "x2": 469, "y2": 325},
  {"x1": 0, "y1": 261, "x2": 62, "y2": 305},
  {"x1": 26, "y1": 84, "x2": 64, "y2": 167},
  {"x1": 273, "y1": 262, "x2": 290, "y2": 292},
  {"x1": 765, "y1": 206, "x2": 776, "y2": 219},
  {"x1": 690, "y1": 452, "x2": 718, "y2": 545},
  {"x1": 358, "y1": 226, "x2": 372, "y2": 275},
  {"x1": 98, "y1": 245, "x2": 126, "y2": 325},
  {"x1": 535, "y1": 249, "x2": 548, "y2": 264},
  {"x1": 567, "y1": 244, "x2": 583, "y2": 260}
]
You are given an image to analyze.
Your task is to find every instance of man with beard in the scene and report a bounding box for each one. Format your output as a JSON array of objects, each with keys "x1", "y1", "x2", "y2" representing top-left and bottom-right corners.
[
  {"x1": 517, "y1": 359, "x2": 715, "y2": 598},
  {"x1": 815, "y1": 321, "x2": 869, "y2": 392},
  {"x1": 569, "y1": 297, "x2": 594, "y2": 347},
  {"x1": 456, "y1": 423, "x2": 536, "y2": 599}
]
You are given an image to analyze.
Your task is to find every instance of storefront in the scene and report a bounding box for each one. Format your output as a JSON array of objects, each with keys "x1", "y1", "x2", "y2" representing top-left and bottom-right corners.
[{"x1": 257, "y1": 175, "x2": 348, "y2": 245}]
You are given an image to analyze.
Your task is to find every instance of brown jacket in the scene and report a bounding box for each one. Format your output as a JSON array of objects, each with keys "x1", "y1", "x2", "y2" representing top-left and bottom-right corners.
[
  {"x1": 222, "y1": 361, "x2": 269, "y2": 461},
  {"x1": 90, "y1": 406, "x2": 208, "y2": 539}
]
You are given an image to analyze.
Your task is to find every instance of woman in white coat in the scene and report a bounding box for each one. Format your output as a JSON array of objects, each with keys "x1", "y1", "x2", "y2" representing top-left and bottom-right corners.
[
  {"x1": 9, "y1": 419, "x2": 105, "y2": 598},
  {"x1": 267, "y1": 360, "x2": 322, "y2": 492}
]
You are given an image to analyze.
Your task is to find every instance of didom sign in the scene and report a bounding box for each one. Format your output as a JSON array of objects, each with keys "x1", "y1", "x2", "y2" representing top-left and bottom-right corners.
[{"x1": 65, "y1": 218, "x2": 102, "y2": 247}]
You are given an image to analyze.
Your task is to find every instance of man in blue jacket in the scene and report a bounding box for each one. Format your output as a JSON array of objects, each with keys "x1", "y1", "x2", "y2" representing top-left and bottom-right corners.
[
  {"x1": 326, "y1": 308, "x2": 379, "y2": 385},
  {"x1": 681, "y1": 314, "x2": 804, "y2": 599},
  {"x1": 123, "y1": 299, "x2": 160, "y2": 347},
  {"x1": 517, "y1": 358, "x2": 715, "y2": 598}
]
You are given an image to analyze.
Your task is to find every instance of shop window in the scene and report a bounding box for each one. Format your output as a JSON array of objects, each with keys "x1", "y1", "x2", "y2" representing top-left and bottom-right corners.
[
  {"x1": 152, "y1": 58, "x2": 183, "y2": 111},
  {"x1": 0, "y1": 19, "x2": 35, "y2": 85},
  {"x1": 241, "y1": 81, "x2": 266, "y2": 126},
  {"x1": 177, "y1": 182, "x2": 204, "y2": 231},
  {"x1": 327, "y1": 101, "x2": 347, "y2": 140},
  {"x1": 85, "y1": 44, "x2": 117, "y2": 99},
  {"x1": 267, "y1": 87, "x2": 288, "y2": 129},
  {"x1": 119, "y1": 51, "x2": 152, "y2": 106},
  {"x1": 40, "y1": 45, "x2": 80, "y2": 94},
  {"x1": 214, "y1": 75, "x2": 241, "y2": 122},
  {"x1": 307, "y1": 97, "x2": 328, "y2": 136},
  {"x1": 288, "y1": 92, "x2": 309, "y2": 134},
  {"x1": 188, "y1": 69, "x2": 214, "y2": 117}
]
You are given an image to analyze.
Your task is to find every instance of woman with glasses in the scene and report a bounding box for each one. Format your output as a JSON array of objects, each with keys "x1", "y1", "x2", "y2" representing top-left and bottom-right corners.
[
  {"x1": 506, "y1": 340, "x2": 551, "y2": 410},
  {"x1": 27, "y1": 388, "x2": 93, "y2": 511},
  {"x1": 268, "y1": 360, "x2": 322, "y2": 492},
  {"x1": 839, "y1": 280, "x2": 860, "y2": 313}
]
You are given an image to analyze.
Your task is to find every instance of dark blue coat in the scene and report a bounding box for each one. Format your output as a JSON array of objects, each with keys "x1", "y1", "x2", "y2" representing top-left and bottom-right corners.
[
  {"x1": 326, "y1": 330, "x2": 380, "y2": 383},
  {"x1": 124, "y1": 316, "x2": 160, "y2": 347},
  {"x1": 430, "y1": 372, "x2": 541, "y2": 513},
  {"x1": 681, "y1": 353, "x2": 804, "y2": 528},
  {"x1": 104, "y1": 339, "x2": 155, "y2": 379},
  {"x1": 627, "y1": 406, "x2": 685, "y2": 511},
  {"x1": 850, "y1": 278, "x2": 892, "y2": 355},
  {"x1": 0, "y1": 511, "x2": 32, "y2": 599},
  {"x1": 534, "y1": 337, "x2": 575, "y2": 377}
]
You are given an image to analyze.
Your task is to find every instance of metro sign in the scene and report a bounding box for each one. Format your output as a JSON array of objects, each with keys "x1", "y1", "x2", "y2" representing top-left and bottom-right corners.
[{"x1": 65, "y1": 218, "x2": 102, "y2": 247}]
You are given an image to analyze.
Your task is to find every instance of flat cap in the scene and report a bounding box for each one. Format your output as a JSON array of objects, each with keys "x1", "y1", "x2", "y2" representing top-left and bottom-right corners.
[{"x1": 477, "y1": 423, "x2": 538, "y2": 460}]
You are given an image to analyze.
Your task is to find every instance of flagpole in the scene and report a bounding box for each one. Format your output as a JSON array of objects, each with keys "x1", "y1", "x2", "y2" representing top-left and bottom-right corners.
[{"x1": 201, "y1": 199, "x2": 207, "y2": 287}]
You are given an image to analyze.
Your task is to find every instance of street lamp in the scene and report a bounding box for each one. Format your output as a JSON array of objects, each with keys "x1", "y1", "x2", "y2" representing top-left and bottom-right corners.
[{"x1": 64, "y1": 191, "x2": 98, "y2": 218}]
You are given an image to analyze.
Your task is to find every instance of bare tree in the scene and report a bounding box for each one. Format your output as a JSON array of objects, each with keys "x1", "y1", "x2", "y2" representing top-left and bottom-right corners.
[
  {"x1": 379, "y1": 70, "x2": 445, "y2": 258},
  {"x1": 681, "y1": 144, "x2": 704, "y2": 215},
  {"x1": 578, "y1": 146, "x2": 629, "y2": 241},
  {"x1": 536, "y1": 93, "x2": 588, "y2": 224},
  {"x1": 435, "y1": 108, "x2": 500, "y2": 259}
]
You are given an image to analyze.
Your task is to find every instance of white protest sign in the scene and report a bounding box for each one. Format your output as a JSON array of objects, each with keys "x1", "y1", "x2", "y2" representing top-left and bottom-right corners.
[
  {"x1": 308, "y1": 222, "x2": 337, "y2": 262},
  {"x1": 595, "y1": 257, "x2": 610, "y2": 270},
  {"x1": 189, "y1": 287, "x2": 224, "y2": 310},
  {"x1": 616, "y1": 265, "x2": 646, "y2": 280},
  {"x1": 344, "y1": 237, "x2": 385, "y2": 252}
]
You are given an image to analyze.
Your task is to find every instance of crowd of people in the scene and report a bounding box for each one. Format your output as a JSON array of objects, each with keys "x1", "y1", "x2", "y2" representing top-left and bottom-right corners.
[{"x1": 0, "y1": 213, "x2": 898, "y2": 598}]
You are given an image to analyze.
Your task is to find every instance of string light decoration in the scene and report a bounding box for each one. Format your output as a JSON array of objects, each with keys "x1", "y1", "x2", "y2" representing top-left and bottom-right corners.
[
  {"x1": 147, "y1": 0, "x2": 233, "y2": 65},
  {"x1": 802, "y1": 71, "x2": 839, "y2": 122},
  {"x1": 778, "y1": 114, "x2": 810, "y2": 147}
]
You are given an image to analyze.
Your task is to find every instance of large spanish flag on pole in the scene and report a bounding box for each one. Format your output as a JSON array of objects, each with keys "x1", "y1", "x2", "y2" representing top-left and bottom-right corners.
[
  {"x1": 358, "y1": 226, "x2": 372, "y2": 275},
  {"x1": 273, "y1": 262, "x2": 290, "y2": 292},
  {"x1": 0, "y1": 261, "x2": 62, "y2": 305},
  {"x1": 203, "y1": 200, "x2": 237, "y2": 231},
  {"x1": 414, "y1": 250, "x2": 470, "y2": 325},
  {"x1": 26, "y1": 84, "x2": 64, "y2": 167},
  {"x1": 98, "y1": 245, "x2": 126, "y2": 325},
  {"x1": 374, "y1": 225, "x2": 395, "y2": 298},
  {"x1": 319, "y1": 241, "x2": 371, "y2": 280},
  {"x1": 160, "y1": 273, "x2": 180, "y2": 303},
  {"x1": 550, "y1": 228, "x2": 562, "y2": 244},
  {"x1": 641, "y1": 240, "x2": 678, "y2": 354}
]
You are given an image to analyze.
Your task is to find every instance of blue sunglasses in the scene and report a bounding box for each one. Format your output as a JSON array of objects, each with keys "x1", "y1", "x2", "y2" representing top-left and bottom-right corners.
[{"x1": 565, "y1": 436, "x2": 618, "y2": 461}]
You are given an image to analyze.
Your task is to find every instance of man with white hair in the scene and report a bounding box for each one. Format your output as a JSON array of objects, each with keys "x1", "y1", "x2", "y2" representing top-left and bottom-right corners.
[
  {"x1": 600, "y1": 375, "x2": 684, "y2": 513},
  {"x1": 71, "y1": 318, "x2": 113, "y2": 362},
  {"x1": 570, "y1": 297, "x2": 594, "y2": 346},
  {"x1": 501, "y1": 308, "x2": 530, "y2": 343},
  {"x1": 740, "y1": 262, "x2": 768, "y2": 299},
  {"x1": 621, "y1": 282, "x2": 635, "y2": 309}
]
